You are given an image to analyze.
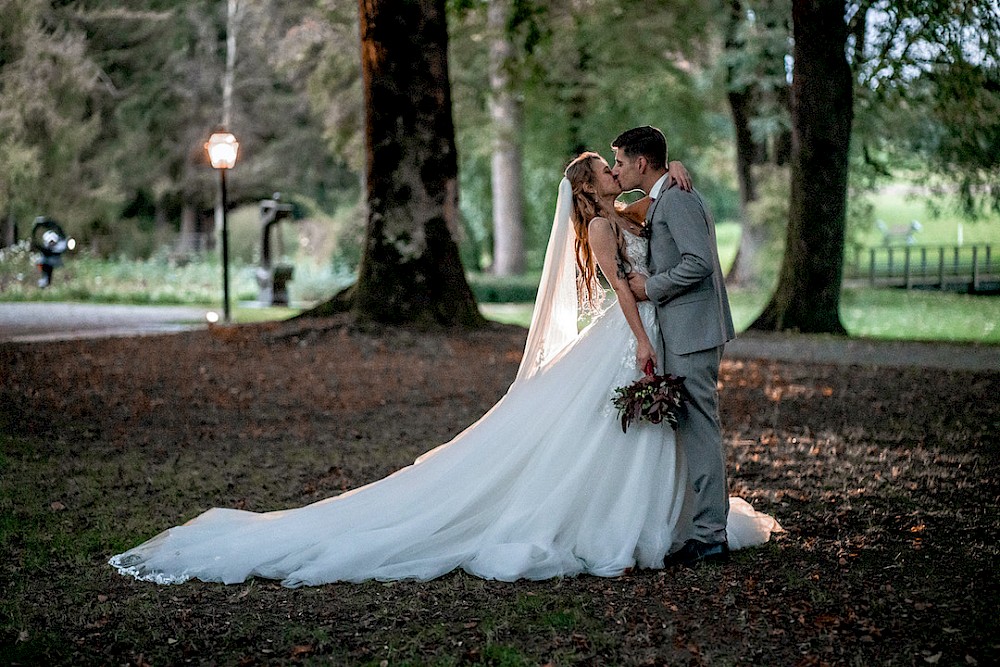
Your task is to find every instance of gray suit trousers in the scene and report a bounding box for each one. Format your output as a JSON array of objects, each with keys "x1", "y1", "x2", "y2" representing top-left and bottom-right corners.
[{"x1": 662, "y1": 344, "x2": 729, "y2": 545}]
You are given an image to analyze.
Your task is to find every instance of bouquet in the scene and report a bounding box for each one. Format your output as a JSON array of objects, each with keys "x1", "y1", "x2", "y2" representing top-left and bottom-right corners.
[{"x1": 611, "y1": 360, "x2": 687, "y2": 433}]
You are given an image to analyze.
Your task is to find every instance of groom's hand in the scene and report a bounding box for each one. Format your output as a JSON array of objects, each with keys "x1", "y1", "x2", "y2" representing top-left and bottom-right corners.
[{"x1": 628, "y1": 273, "x2": 649, "y2": 302}]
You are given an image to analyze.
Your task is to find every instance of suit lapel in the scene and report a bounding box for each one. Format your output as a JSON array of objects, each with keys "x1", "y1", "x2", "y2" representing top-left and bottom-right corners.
[
  {"x1": 644, "y1": 192, "x2": 664, "y2": 225},
  {"x1": 644, "y1": 192, "x2": 665, "y2": 268}
]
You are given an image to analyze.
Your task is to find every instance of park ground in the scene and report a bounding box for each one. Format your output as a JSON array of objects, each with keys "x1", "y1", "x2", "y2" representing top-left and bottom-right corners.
[{"x1": 1, "y1": 315, "x2": 998, "y2": 666}]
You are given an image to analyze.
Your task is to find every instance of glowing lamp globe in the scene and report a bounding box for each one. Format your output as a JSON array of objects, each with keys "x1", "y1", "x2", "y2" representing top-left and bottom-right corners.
[{"x1": 206, "y1": 132, "x2": 239, "y2": 169}]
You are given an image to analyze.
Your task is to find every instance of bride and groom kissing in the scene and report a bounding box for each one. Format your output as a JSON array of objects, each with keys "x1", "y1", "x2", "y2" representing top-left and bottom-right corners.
[
  {"x1": 110, "y1": 125, "x2": 778, "y2": 587},
  {"x1": 609, "y1": 125, "x2": 739, "y2": 567}
]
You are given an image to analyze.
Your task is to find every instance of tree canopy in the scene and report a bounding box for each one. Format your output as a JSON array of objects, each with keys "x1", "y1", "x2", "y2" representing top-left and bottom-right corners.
[{"x1": 1, "y1": 0, "x2": 997, "y2": 330}]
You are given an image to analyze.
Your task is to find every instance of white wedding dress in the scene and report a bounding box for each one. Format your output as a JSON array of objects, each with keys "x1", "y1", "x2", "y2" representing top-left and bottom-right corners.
[{"x1": 110, "y1": 181, "x2": 779, "y2": 587}]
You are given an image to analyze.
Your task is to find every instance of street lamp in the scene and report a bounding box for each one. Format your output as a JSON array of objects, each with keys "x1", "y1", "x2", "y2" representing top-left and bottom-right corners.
[{"x1": 205, "y1": 131, "x2": 239, "y2": 322}]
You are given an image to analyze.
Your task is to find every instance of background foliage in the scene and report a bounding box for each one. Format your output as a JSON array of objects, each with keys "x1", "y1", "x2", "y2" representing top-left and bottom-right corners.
[{"x1": 0, "y1": 0, "x2": 997, "y2": 289}]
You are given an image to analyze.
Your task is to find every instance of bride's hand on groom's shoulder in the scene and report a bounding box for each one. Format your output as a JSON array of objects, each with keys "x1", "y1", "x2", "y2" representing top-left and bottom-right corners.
[
  {"x1": 620, "y1": 197, "x2": 651, "y2": 223},
  {"x1": 668, "y1": 160, "x2": 693, "y2": 191}
]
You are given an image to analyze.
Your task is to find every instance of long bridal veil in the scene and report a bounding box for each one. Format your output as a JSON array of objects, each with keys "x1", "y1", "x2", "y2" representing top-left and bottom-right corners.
[{"x1": 515, "y1": 178, "x2": 579, "y2": 382}]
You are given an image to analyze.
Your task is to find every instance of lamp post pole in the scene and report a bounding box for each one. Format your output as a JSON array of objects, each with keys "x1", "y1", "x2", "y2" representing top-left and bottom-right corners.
[
  {"x1": 205, "y1": 131, "x2": 239, "y2": 323},
  {"x1": 218, "y1": 167, "x2": 231, "y2": 322}
]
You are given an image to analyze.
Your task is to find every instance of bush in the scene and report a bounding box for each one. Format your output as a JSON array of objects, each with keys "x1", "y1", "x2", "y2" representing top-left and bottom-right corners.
[
  {"x1": 0, "y1": 240, "x2": 37, "y2": 291},
  {"x1": 467, "y1": 272, "x2": 541, "y2": 303},
  {"x1": 286, "y1": 261, "x2": 356, "y2": 304}
]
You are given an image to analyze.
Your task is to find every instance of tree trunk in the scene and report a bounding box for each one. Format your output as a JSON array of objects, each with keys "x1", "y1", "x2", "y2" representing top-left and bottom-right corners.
[
  {"x1": 488, "y1": 0, "x2": 525, "y2": 276},
  {"x1": 772, "y1": 85, "x2": 793, "y2": 165},
  {"x1": 314, "y1": 0, "x2": 482, "y2": 327},
  {"x1": 1, "y1": 213, "x2": 17, "y2": 248},
  {"x1": 725, "y1": 0, "x2": 760, "y2": 286},
  {"x1": 565, "y1": 13, "x2": 590, "y2": 157},
  {"x1": 728, "y1": 88, "x2": 758, "y2": 209},
  {"x1": 725, "y1": 0, "x2": 758, "y2": 211},
  {"x1": 222, "y1": 0, "x2": 243, "y2": 130},
  {"x1": 153, "y1": 199, "x2": 169, "y2": 241},
  {"x1": 176, "y1": 202, "x2": 199, "y2": 254},
  {"x1": 750, "y1": 0, "x2": 852, "y2": 334}
]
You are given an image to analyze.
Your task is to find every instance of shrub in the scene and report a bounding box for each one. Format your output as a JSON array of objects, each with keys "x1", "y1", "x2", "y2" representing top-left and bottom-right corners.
[{"x1": 467, "y1": 272, "x2": 541, "y2": 303}]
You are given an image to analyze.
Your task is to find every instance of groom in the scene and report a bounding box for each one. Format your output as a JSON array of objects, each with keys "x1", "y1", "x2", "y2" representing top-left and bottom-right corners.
[{"x1": 611, "y1": 125, "x2": 736, "y2": 567}]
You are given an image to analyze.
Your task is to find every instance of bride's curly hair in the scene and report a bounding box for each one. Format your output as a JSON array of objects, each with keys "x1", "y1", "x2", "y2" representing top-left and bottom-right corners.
[{"x1": 564, "y1": 151, "x2": 620, "y2": 312}]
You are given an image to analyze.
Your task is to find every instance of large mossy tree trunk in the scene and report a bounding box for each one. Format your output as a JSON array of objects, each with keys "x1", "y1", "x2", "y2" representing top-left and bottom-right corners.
[
  {"x1": 304, "y1": 0, "x2": 483, "y2": 327},
  {"x1": 749, "y1": 0, "x2": 852, "y2": 334}
]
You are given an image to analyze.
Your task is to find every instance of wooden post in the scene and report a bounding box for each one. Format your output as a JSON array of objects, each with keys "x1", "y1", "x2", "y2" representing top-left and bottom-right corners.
[
  {"x1": 904, "y1": 246, "x2": 912, "y2": 289},
  {"x1": 972, "y1": 245, "x2": 980, "y2": 291},
  {"x1": 869, "y1": 248, "x2": 877, "y2": 287},
  {"x1": 938, "y1": 247, "x2": 945, "y2": 290}
]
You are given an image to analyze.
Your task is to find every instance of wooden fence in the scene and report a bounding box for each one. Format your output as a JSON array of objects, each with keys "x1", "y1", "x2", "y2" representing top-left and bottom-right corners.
[{"x1": 844, "y1": 244, "x2": 998, "y2": 292}]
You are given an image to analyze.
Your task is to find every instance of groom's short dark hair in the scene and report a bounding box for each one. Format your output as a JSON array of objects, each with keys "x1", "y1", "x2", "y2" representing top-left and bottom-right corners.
[{"x1": 612, "y1": 126, "x2": 667, "y2": 170}]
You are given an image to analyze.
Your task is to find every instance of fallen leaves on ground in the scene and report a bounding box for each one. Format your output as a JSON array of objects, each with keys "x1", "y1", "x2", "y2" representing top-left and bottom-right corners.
[{"x1": 1, "y1": 315, "x2": 997, "y2": 666}]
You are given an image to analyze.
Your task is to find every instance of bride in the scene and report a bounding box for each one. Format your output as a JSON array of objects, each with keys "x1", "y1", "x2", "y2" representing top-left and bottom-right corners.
[{"x1": 110, "y1": 153, "x2": 780, "y2": 587}]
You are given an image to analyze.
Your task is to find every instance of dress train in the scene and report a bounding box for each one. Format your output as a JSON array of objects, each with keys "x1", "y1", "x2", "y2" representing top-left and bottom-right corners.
[{"x1": 110, "y1": 298, "x2": 780, "y2": 587}]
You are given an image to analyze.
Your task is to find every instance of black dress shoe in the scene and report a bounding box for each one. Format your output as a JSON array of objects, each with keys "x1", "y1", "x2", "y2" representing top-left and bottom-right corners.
[{"x1": 663, "y1": 539, "x2": 730, "y2": 568}]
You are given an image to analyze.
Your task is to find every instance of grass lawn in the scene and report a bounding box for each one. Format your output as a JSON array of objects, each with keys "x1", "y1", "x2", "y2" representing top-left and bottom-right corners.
[
  {"x1": 482, "y1": 286, "x2": 1000, "y2": 345},
  {"x1": 858, "y1": 187, "x2": 1000, "y2": 247}
]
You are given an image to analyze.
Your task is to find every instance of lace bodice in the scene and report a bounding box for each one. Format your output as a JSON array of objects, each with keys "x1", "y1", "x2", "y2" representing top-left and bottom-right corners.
[{"x1": 620, "y1": 227, "x2": 650, "y2": 277}]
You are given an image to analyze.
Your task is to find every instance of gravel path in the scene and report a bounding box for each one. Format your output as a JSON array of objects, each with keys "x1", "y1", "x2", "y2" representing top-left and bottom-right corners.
[{"x1": 0, "y1": 302, "x2": 210, "y2": 343}]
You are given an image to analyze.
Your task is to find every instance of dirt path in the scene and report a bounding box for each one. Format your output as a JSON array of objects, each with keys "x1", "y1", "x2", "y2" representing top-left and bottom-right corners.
[{"x1": 726, "y1": 330, "x2": 998, "y2": 371}]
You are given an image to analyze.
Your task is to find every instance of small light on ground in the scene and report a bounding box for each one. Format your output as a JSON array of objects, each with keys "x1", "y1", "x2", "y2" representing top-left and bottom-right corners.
[{"x1": 206, "y1": 311, "x2": 220, "y2": 324}]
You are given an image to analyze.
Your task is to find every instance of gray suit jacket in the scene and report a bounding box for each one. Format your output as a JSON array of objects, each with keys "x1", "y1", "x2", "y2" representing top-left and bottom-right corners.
[{"x1": 644, "y1": 183, "x2": 735, "y2": 356}]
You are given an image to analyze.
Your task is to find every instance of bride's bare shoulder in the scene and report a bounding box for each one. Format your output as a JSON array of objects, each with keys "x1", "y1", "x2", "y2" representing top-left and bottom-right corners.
[{"x1": 587, "y1": 215, "x2": 614, "y2": 234}]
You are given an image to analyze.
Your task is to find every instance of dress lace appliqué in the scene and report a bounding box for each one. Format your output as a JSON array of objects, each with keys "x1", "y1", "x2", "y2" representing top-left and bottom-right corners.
[{"x1": 620, "y1": 227, "x2": 650, "y2": 279}]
